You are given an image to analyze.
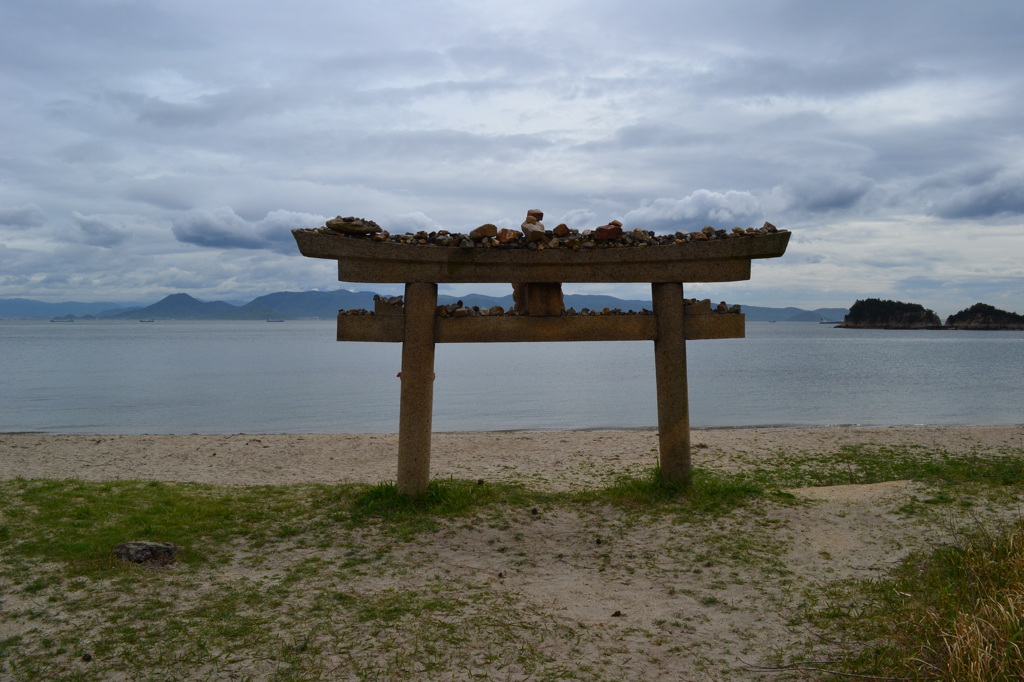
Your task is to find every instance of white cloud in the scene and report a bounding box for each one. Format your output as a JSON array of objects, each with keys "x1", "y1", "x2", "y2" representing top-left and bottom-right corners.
[{"x1": 624, "y1": 191, "x2": 763, "y2": 231}]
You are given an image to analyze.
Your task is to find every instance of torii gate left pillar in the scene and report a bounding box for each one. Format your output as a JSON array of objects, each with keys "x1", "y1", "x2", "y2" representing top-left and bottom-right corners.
[{"x1": 396, "y1": 282, "x2": 437, "y2": 493}]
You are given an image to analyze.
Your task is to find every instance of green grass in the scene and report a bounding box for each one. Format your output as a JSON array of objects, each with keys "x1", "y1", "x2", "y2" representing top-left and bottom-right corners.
[
  {"x1": 0, "y1": 479, "x2": 345, "y2": 573},
  {"x1": 736, "y1": 443, "x2": 1024, "y2": 490}
]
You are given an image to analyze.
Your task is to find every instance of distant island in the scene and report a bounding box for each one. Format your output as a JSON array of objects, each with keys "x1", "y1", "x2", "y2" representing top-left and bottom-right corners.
[
  {"x1": 838, "y1": 298, "x2": 942, "y2": 329},
  {"x1": 945, "y1": 303, "x2": 1024, "y2": 330},
  {"x1": 838, "y1": 298, "x2": 1023, "y2": 330},
  {"x1": 0, "y1": 291, "x2": 849, "y2": 323}
]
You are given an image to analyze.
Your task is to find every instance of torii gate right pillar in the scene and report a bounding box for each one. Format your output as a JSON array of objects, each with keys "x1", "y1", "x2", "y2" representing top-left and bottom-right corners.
[{"x1": 652, "y1": 282, "x2": 691, "y2": 485}]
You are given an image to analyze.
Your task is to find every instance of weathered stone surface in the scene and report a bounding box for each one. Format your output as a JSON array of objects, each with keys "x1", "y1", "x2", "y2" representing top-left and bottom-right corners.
[
  {"x1": 521, "y1": 222, "x2": 547, "y2": 243},
  {"x1": 469, "y1": 224, "x2": 498, "y2": 240},
  {"x1": 497, "y1": 228, "x2": 520, "y2": 244},
  {"x1": 325, "y1": 216, "x2": 382, "y2": 235},
  {"x1": 527, "y1": 209, "x2": 544, "y2": 221},
  {"x1": 553, "y1": 223, "x2": 571, "y2": 237},
  {"x1": 294, "y1": 228, "x2": 789, "y2": 283},
  {"x1": 113, "y1": 541, "x2": 178, "y2": 565},
  {"x1": 716, "y1": 300, "x2": 729, "y2": 313},
  {"x1": 594, "y1": 224, "x2": 623, "y2": 241},
  {"x1": 374, "y1": 294, "x2": 404, "y2": 316},
  {"x1": 512, "y1": 282, "x2": 564, "y2": 316},
  {"x1": 686, "y1": 298, "x2": 713, "y2": 315}
]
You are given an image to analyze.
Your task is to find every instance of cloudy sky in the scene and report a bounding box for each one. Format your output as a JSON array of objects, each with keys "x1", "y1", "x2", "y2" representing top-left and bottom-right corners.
[{"x1": 2, "y1": 0, "x2": 1022, "y2": 316}]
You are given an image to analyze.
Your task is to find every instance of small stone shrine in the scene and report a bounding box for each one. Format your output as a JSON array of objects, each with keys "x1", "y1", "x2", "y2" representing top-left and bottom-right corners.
[{"x1": 293, "y1": 211, "x2": 790, "y2": 494}]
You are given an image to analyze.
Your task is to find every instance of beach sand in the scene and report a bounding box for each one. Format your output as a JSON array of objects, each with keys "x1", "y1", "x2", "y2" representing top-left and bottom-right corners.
[
  {"x1": 3, "y1": 425, "x2": 1023, "y2": 680},
  {"x1": 3, "y1": 425, "x2": 1022, "y2": 488}
]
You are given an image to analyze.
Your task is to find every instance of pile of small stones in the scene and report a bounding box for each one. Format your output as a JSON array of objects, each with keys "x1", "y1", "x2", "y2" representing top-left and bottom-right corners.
[
  {"x1": 320, "y1": 211, "x2": 782, "y2": 250},
  {"x1": 339, "y1": 296, "x2": 740, "y2": 317}
]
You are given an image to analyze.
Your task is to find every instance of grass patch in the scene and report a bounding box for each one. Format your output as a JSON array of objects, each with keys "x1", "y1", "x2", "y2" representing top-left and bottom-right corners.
[
  {"x1": 573, "y1": 466, "x2": 773, "y2": 515},
  {"x1": 793, "y1": 520, "x2": 1024, "y2": 681},
  {"x1": 0, "y1": 479, "x2": 350, "y2": 575},
  {"x1": 8, "y1": 470, "x2": 772, "y2": 680},
  {"x1": 348, "y1": 467, "x2": 771, "y2": 534},
  {"x1": 1, "y1": 468, "x2": 763, "y2": 576},
  {"x1": 349, "y1": 477, "x2": 541, "y2": 539},
  {"x1": 740, "y1": 444, "x2": 1024, "y2": 490}
]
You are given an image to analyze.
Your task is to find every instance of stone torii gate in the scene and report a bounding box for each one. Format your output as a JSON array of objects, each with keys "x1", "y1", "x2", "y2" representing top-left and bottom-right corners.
[{"x1": 293, "y1": 219, "x2": 790, "y2": 495}]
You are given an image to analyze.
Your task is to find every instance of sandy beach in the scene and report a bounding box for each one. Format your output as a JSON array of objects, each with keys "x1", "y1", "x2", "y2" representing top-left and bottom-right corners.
[
  {"x1": 3, "y1": 425, "x2": 1022, "y2": 488},
  {"x1": 3, "y1": 425, "x2": 1024, "y2": 680}
]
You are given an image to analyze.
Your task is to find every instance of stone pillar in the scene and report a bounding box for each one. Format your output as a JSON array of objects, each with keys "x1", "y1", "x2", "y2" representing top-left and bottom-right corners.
[
  {"x1": 651, "y1": 282, "x2": 691, "y2": 486},
  {"x1": 512, "y1": 283, "x2": 564, "y2": 316},
  {"x1": 397, "y1": 282, "x2": 438, "y2": 495}
]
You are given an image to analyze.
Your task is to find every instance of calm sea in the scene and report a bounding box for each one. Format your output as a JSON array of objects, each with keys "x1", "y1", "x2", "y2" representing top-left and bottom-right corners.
[{"x1": 1, "y1": 319, "x2": 1021, "y2": 434}]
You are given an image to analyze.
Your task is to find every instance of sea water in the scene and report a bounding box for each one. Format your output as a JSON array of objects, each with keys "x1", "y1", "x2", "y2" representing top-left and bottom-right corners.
[{"x1": 1, "y1": 319, "x2": 1021, "y2": 434}]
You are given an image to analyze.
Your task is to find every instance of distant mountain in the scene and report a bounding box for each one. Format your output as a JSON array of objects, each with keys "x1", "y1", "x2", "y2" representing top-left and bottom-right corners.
[
  {"x1": 740, "y1": 305, "x2": 849, "y2": 322},
  {"x1": 2, "y1": 291, "x2": 848, "y2": 322},
  {"x1": 436, "y1": 293, "x2": 654, "y2": 312},
  {"x1": 248, "y1": 290, "x2": 378, "y2": 318},
  {"x1": 0, "y1": 297, "x2": 145, "y2": 319},
  {"x1": 108, "y1": 293, "x2": 237, "y2": 320}
]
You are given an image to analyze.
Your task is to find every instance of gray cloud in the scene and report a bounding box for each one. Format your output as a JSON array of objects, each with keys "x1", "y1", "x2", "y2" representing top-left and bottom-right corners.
[
  {"x1": 1, "y1": 1, "x2": 1023, "y2": 314},
  {"x1": 777, "y1": 174, "x2": 874, "y2": 214},
  {"x1": 931, "y1": 170, "x2": 1024, "y2": 219},
  {"x1": 172, "y1": 208, "x2": 324, "y2": 254},
  {"x1": 71, "y1": 212, "x2": 129, "y2": 247},
  {"x1": 134, "y1": 87, "x2": 290, "y2": 128},
  {"x1": 0, "y1": 204, "x2": 46, "y2": 228}
]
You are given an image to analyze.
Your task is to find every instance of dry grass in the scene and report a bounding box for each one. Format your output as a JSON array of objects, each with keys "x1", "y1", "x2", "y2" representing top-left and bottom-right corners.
[
  {"x1": 798, "y1": 521, "x2": 1024, "y2": 681},
  {"x1": 914, "y1": 527, "x2": 1024, "y2": 681}
]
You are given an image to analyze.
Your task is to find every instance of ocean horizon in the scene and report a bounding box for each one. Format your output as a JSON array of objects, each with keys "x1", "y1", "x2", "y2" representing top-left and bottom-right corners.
[{"x1": 2, "y1": 319, "x2": 1021, "y2": 434}]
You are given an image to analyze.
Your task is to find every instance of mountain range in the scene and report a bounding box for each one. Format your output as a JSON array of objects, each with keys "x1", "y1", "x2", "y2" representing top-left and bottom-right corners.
[{"x1": 1, "y1": 291, "x2": 848, "y2": 323}]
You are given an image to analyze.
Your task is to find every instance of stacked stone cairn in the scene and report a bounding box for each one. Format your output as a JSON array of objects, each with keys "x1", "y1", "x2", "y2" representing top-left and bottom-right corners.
[
  {"x1": 321, "y1": 211, "x2": 781, "y2": 250},
  {"x1": 339, "y1": 295, "x2": 739, "y2": 318},
  {"x1": 330, "y1": 210, "x2": 757, "y2": 317}
]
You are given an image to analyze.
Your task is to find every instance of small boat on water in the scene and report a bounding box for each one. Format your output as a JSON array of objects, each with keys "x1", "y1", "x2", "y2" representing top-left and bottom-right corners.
[
  {"x1": 139, "y1": 319, "x2": 155, "y2": 323},
  {"x1": 266, "y1": 319, "x2": 285, "y2": 322}
]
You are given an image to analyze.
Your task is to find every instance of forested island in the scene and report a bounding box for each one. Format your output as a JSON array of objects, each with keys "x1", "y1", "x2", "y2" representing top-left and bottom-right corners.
[
  {"x1": 838, "y1": 298, "x2": 941, "y2": 329},
  {"x1": 839, "y1": 298, "x2": 1023, "y2": 330},
  {"x1": 945, "y1": 303, "x2": 1024, "y2": 330}
]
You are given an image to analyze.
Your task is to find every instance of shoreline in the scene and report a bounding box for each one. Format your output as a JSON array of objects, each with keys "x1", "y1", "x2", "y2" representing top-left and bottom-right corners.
[{"x1": 3, "y1": 425, "x2": 1021, "y2": 490}]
